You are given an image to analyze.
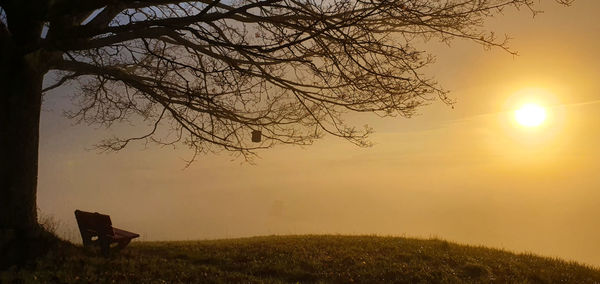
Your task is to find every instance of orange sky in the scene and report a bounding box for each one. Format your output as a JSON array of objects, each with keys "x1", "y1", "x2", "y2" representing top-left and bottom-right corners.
[{"x1": 39, "y1": 1, "x2": 600, "y2": 266}]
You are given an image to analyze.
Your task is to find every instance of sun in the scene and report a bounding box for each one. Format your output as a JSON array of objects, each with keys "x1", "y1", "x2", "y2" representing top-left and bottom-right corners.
[{"x1": 514, "y1": 103, "x2": 547, "y2": 127}]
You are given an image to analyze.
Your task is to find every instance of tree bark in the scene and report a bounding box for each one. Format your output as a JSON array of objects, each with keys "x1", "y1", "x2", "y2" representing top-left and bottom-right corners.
[{"x1": 0, "y1": 24, "x2": 45, "y2": 268}]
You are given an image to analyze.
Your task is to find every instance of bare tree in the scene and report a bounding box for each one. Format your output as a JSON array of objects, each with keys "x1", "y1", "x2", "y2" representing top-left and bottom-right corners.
[{"x1": 0, "y1": 0, "x2": 572, "y2": 266}]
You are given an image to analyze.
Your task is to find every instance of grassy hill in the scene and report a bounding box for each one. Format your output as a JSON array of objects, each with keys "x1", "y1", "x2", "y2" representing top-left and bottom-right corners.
[{"x1": 2, "y1": 235, "x2": 600, "y2": 283}]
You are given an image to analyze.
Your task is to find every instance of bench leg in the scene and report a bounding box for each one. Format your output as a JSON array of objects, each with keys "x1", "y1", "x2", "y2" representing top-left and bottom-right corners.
[
  {"x1": 100, "y1": 239, "x2": 110, "y2": 257},
  {"x1": 116, "y1": 238, "x2": 132, "y2": 250},
  {"x1": 81, "y1": 232, "x2": 93, "y2": 249}
]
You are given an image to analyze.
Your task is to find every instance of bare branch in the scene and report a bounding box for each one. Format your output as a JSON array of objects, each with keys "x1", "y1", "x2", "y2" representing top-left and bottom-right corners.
[{"x1": 28, "y1": 0, "x2": 573, "y2": 161}]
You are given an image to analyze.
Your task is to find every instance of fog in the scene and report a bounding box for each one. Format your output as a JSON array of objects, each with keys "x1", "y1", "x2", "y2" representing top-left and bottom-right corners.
[{"x1": 37, "y1": 1, "x2": 600, "y2": 266}]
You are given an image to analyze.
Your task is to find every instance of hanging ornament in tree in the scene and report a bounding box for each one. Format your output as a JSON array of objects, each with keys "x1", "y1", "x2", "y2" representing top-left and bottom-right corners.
[{"x1": 251, "y1": 130, "x2": 262, "y2": 142}]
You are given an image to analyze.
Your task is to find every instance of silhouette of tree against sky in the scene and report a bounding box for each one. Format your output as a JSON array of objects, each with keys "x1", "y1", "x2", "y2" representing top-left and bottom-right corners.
[{"x1": 0, "y1": 0, "x2": 572, "y2": 266}]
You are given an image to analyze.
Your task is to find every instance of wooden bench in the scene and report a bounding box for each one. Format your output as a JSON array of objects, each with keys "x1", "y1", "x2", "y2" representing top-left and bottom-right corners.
[{"x1": 74, "y1": 210, "x2": 139, "y2": 256}]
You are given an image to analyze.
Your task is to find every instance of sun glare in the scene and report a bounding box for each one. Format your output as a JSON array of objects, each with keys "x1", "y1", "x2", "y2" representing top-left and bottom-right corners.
[{"x1": 515, "y1": 103, "x2": 547, "y2": 127}]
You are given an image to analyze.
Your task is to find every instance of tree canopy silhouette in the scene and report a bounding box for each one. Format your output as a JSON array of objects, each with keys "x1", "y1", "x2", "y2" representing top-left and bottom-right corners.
[{"x1": 0, "y1": 0, "x2": 572, "y2": 266}]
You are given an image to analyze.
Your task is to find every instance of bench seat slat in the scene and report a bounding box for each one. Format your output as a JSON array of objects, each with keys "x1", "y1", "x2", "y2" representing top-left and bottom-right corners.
[{"x1": 113, "y1": 227, "x2": 140, "y2": 239}]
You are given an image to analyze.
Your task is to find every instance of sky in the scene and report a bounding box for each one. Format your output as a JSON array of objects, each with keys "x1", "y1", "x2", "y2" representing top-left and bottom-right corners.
[{"x1": 38, "y1": 1, "x2": 600, "y2": 266}]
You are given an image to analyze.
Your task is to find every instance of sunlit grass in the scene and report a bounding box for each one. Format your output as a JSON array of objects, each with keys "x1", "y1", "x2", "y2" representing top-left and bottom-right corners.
[{"x1": 2, "y1": 235, "x2": 599, "y2": 283}]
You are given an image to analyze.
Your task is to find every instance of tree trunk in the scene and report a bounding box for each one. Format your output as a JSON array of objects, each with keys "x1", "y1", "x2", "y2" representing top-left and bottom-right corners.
[{"x1": 0, "y1": 25, "x2": 45, "y2": 268}]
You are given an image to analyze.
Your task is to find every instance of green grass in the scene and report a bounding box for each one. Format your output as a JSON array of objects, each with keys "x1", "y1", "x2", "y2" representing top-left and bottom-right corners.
[{"x1": 2, "y1": 235, "x2": 600, "y2": 283}]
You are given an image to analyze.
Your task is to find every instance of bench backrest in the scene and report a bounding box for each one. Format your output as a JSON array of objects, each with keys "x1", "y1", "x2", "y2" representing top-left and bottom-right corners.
[{"x1": 74, "y1": 210, "x2": 114, "y2": 237}]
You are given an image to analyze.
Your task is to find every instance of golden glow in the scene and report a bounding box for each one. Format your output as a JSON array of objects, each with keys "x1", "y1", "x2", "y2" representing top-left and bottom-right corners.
[{"x1": 515, "y1": 103, "x2": 547, "y2": 127}]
